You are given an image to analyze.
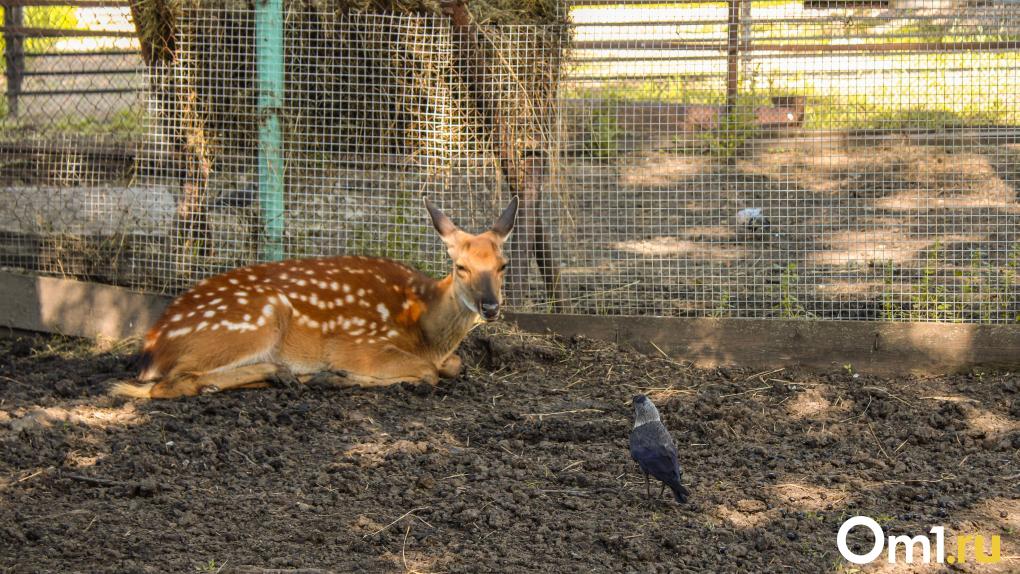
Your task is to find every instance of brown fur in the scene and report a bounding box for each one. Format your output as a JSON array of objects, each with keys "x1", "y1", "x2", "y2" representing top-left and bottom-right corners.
[{"x1": 111, "y1": 198, "x2": 518, "y2": 399}]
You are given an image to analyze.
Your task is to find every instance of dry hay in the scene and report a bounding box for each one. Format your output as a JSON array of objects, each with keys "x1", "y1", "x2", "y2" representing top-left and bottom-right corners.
[{"x1": 135, "y1": 0, "x2": 567, "y2": 169}]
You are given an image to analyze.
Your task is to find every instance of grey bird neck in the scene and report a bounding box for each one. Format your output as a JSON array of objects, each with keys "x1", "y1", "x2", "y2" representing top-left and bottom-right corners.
[{"x1": 633, "y1": 402, "x2": 661, "y2": 428}]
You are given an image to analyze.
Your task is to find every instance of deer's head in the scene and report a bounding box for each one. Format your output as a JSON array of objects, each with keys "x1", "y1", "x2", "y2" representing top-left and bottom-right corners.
[{"x1": 425, "y1": 196, "x2": 518, "y2": 321}]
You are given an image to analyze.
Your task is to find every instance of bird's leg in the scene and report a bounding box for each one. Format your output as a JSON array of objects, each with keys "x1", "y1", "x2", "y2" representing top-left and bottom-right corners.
[
  {"x1": 659, "y1": 483, "x2": 666, "y2": 499},
  {"x1": 644, "y1": 473, "x2": 650, "y2": 499}
]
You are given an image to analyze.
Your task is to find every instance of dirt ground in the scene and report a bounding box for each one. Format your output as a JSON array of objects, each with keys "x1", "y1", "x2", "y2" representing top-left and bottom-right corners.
[
  {"x1": 550, "y1": 133, "x2": 1020, "y2": 321},
  {"x1": 1, "y1": 326, "x2": 1018, "y2": 573}
]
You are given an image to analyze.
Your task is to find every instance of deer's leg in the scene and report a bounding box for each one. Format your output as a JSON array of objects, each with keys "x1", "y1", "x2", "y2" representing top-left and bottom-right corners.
[
  {"x1": 149, "y1": 363, "x2": 280, "y2": 398},
  {"x1": 324, "y1": 345, "x2": 439, "y2": 388},
  {"x1": 437, "y1": 353, "x2": 462, "y2": 378}
]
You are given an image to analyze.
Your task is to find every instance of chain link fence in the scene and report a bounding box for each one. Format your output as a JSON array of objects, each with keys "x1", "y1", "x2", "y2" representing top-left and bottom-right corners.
[{"x1": 1, "y1": 0, "x2": 1019, "y2": 323}]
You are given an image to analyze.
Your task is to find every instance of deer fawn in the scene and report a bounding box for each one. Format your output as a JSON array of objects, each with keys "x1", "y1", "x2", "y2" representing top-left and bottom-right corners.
[{"x1": 111, "y1": 197, "x2": 518, "y2": 399}]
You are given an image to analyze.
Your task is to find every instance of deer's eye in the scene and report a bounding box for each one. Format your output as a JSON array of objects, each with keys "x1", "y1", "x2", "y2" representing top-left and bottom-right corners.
[
  {"x1": 498, "y1": 263, "x2": 508, "y2": 273},
  {"x1": 455, "y1": 265, "x2": 469, "y2": 274}
]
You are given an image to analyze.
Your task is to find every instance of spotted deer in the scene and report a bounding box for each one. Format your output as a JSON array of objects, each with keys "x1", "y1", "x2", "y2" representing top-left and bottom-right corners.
[{"x1": 111, "y1": 197, "x2": 518, "y2": 399}]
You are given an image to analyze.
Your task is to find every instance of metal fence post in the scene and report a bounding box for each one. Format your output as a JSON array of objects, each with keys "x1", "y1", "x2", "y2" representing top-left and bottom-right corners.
[
  {"x1": 725, "y1": 0, "x2": 741, "y2": 113},
  {"x1": 3, "y1": 3, "x2": 25, "y2": 117},
  {"x1": 256, "y1": 0, "x2": 284, "y2": 261}
]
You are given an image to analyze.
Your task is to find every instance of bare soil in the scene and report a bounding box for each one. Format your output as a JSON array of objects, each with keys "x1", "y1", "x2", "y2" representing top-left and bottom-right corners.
[{"x1": 1, "y1": 327, "x2": 1018, "y2": 573}]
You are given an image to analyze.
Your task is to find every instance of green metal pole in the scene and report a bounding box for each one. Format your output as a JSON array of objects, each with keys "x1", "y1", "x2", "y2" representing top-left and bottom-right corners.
[{"x1": 256, "y1": 0, "x2": 285, "y2": 261}]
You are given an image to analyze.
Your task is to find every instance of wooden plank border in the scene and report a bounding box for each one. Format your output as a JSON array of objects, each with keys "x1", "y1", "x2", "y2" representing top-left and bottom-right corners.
[
  {"x1": 1, "y1": 272, "x2": 1017, "y2": 375},
  {"x1": 508, "y1": 313, "x2": 1020, "y2": 376},
  {"x1": 0, "y1": 272, "x2": 169, "y2": 340}
]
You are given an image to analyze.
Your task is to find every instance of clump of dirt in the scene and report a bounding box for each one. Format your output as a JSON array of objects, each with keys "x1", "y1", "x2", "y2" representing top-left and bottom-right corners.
[{"x1": 1, "y1": 327, "x2": 1017, "y2": 573}]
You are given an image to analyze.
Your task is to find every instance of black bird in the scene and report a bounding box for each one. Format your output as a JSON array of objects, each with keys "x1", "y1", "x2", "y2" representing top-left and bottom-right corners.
[{"x1": 629, "y1": 394, "x2": 690, "y2": 504}]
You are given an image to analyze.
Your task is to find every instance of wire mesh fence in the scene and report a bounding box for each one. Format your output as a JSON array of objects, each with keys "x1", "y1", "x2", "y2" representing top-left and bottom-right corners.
[{"x1": 1, "y1": 0, "x2": 1019, "y2": 324}]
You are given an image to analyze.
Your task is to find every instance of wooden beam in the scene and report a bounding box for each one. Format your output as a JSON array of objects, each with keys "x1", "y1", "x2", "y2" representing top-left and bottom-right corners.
[
  {"x1": 2, "y1": 272, "x2": 1017, "y2": 377},
  {"x1": 0, "y1": 0, "x2": 128, "y2": 7},
  {"x1": 570, "y1": 39, "x2": 1020, "y2": 54},
  {"x1": 0, "y1": 26, "x2": 136, "y2": 38},
  {"x1": 508, "y1": 312, "x2": 1020, "y2": 376},
  {"x1": 0, "y1": 272, "x2": 169, "y2": 340}
]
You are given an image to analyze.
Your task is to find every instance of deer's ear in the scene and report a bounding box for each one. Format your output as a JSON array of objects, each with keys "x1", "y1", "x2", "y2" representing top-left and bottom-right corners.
[
  {"x1": 490, "y1": 196, "x2": 519, "y2": 241},
  {"x1": 424, "y1": 197, "x2": 458, "y2": 241}
]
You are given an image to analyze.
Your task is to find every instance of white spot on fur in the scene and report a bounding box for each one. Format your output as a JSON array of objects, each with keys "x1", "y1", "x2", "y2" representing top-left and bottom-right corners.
[
  {"x1": 376, "y1": 303, "x2": 390, "y2": 321},
  {"x1": 297, "y1": 279, "x2": 307, "y2": 287},
  {"x1": 345, "y1": 294, "x2": 355, "y2": 304},
  {"x1": 248, "y1": 274, "x2": 257, "y2": 281},
  {"x1": 228, "y1": 278, "x2": 239, "y2": 285},
  {"x1": 279, "y1": 273, "x2": 289, "y2": 280},
  {"x1": 356, "y1": 288, "x2": 365, "y2": 296},
  {"x1": 386, "y1": 329, "x2": 399, "y2": 338},
  {"x1": 218, "y1": 286, "x2": 228, "y2": 292},
  {"x1": 268, "y1": 296, "x2": 278, "y2": 305},
  {"x1": 342, "y1": 284, "x2": 351, "y2": 293},
  {"x1": 212, "y1": 324, "x2": 221, "y2": 331},
  {"x1": 256, "y1": 316, "x2": 267, "y2": 327},
  {"x1": 358, "y1": 300, "x2": 370, "y2": 308},
  {"x1": 238, "y1": 298, "x2": 248, "y2": 305},
  {"x1": 217, "y1": 305, "x2": 227, "y2": 311},
  {"x1": 209, "y1": 298, "x2": 222, "y2": 305},
  {"x1": 167, "y1": 327, "x2": 192, "y2": 339},
  {"x1": 204, "y1": 310, "x2": 216, "y2": 318},
  {"x1": 196, "y1": 321, "x2": 209, "y2": 331},
  {"x1": 307, "y1": 319, "x2": 320, "y2": 329},
  {"x1": 170, "y1": 313, "x2": 183, "y2": 322},
  {"x1": 330, "y1": 281, "x2": 339, "y2": 291},
  {"x1": 262, "y1": 304, "x2": 274, "y2": 317},
  {"x1": 235, "y1": 291, "x2": 248, "y2": 297},
  {"x1": 187, "y1": 311, "x2": 196, "y2": 318},
  {"x1": 243, "y1": 314, "x2": 251, "y2": 322},
  {"x1": 218, "y1": 319, "x2": 256, "y2": 332}
]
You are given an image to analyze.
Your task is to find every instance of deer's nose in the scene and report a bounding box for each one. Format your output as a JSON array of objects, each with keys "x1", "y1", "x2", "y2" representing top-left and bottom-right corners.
[{"x1": 480, "y1": 301, "x2": 500, "y2": 321}]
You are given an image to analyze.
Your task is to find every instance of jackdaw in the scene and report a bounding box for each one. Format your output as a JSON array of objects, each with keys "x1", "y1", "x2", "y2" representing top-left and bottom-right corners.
[{"x1": 630, "y1": 394, "x2": 690, "y2": 503}]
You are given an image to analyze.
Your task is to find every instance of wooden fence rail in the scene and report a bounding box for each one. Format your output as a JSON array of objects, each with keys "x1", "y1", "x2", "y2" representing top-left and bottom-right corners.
[{"x1": 1, "y1": 0, "x2": 135, "y2": 116}]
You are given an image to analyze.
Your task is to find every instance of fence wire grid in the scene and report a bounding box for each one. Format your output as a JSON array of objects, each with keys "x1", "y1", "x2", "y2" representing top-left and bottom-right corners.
[{"x1": 1, "y1": 0, "x2": 1019, "y2": 323}]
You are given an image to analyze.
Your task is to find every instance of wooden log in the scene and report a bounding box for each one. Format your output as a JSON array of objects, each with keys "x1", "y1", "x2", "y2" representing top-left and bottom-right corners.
[
  {"x1": 508, "y1": 312, "x2": 1020, "y2": 376},
  {"x1": 2, "y1": 272, "x2": 1017, "y2": 377}
]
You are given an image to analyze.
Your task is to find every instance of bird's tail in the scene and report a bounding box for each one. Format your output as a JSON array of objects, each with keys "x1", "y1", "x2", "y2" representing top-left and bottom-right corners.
[{"x1": 672, "y1": 482, "x2": 691, "y2": 504}]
